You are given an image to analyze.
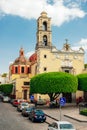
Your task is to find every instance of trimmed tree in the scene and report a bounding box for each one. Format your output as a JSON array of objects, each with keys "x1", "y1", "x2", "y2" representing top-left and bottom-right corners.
[
  {"x1": 0, "y1": 84, "x2": 13, "y2": 95},
  {"x1": 84, "y1": 64, "x2": 87, "y2": 69},
  {"x1": 77, "y1": 73, "x2": 87, "y2": 91},
  {"x1": 30, "y1": 72, "x2": 78, "y2": 101}
]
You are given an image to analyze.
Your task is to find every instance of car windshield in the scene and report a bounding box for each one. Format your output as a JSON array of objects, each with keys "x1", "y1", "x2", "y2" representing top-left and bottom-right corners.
[
  {"x1": 35, "y1": 110, "x2": 44, "y2": 114},
  {"x1": 26, "y1": 107, "x2": 35, "y2": 111},
  {"x1": 22, "y1": 103, "x2": 28, "y2": 106},
  {"x1": 60, "y1": 124, "x2": 74, "y2": 129}
]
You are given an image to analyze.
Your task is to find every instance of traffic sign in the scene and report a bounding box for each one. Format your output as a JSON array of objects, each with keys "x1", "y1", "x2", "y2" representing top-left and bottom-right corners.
[
  {"x1": 30, "y1": 95, "x2": 34, "y2": 100},
  {"x1": 59, "y1": 97, "x2": 66, "y2": 106}
]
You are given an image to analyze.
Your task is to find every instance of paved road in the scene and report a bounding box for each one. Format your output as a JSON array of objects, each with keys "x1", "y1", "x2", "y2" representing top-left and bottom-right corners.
[
  {"x1": 0, "y1": 102, "x2": 87, "y2": 130},
  {"x1": 0, "y1": 102, "x2": 47, "y2": 130}
]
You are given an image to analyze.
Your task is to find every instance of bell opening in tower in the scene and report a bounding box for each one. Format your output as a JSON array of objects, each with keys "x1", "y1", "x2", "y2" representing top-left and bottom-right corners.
[
  {"x1": 43, "y1": 35, "x2": 47, "y2": 46},
  {"x1": 43, "y1": 21, "x2": 47, "y2": 31}
]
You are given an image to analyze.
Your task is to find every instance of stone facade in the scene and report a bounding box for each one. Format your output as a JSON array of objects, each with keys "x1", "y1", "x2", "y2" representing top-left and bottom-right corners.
[
  {"x1": 9, "y1": 48, "x2": 31, "y2": 100},
  {"x1": 9, "y1": 11, "x2": 86, "y2": 102},
  {"x1": 30, "y1": 12, "x2": 85, "y2": 102}
]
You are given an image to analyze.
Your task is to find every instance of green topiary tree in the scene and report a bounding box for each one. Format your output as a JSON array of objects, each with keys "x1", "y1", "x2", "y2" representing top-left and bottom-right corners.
[
  {"x1": 30, "y1": 72, "x2": 78, "y2": 101},
  {"x1": 84, "y1": 64, "x2": 87, "y2": 69},
  {"x1": 0, "y1": 84, "x2": 13, "y2": 95},
  {"x1": 1, "y1": 73, "x2": 7, "y2": 77},
  {"x1": 77, "y1": 73, "x2": 87, "y2": 91}
]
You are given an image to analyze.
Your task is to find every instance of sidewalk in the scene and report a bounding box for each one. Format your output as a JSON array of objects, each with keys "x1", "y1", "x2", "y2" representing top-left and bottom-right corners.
[
  {"x1": 37, "y1": 103, "x2": 87, "y2": 123},
  {"x1": 64, "y1": 110, "x2": 87, "y2": 122}
]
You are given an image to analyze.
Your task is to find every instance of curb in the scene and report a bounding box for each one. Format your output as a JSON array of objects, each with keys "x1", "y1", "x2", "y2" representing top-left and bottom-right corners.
[
  {"x1": 64, "y1": 115, "x2": 87, "y2": 122},
  {"x1": 45, "y1": 114, "x2": 59, "y2": 121},
  {"x1": 45, "y1": 114, "x2": 59, "y2": 124},
  {"x1": 45, "y1": 113, "x2": 87, "y2": 123}
]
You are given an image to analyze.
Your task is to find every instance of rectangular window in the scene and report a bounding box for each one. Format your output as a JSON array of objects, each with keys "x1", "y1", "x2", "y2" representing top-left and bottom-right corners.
[
  {"x1": 21, "y1": 67, "x2": 24, "y2": 73},
  {"x1": 44, "y1": 55, "x2": 47, "y2": 58},
  {"x1": 44, "y1": 67, "x2": 47, "y2": 71},
  {"x1": 27, "y1": 67, "x2": 31, "y2": 73},
  {"x1": 15, "y1": 67, "x2": 18, "y2": 73},
  {"x1": 24, "y1": 82, "x2": 30, "y2": 85}
]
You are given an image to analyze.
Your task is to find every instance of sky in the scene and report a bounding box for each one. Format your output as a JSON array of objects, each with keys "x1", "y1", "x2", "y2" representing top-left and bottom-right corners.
[{"x1": 0, "y1": 0, "x2": 87, "y2": 74}]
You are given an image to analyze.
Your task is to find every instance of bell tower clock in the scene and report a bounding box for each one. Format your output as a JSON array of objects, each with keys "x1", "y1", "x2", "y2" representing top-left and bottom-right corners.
[{"x1": 36, "y1": 11, "x2": 52, "y2": 50}]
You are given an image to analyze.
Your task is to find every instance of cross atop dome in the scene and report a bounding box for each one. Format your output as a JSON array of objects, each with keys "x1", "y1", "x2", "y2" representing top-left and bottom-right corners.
[{"x1": 20, "y1": 47, "x2": 24, "y2": 57}]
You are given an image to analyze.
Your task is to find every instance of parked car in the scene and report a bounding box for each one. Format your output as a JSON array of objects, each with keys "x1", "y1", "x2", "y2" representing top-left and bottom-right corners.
[
  {"x1": 0, "y1": 91, "x2": 4, "y2": 98},
  {"x1": 79, "y1": 102, "x2": 87, "y2": 107},
  {"x1": 2, "y1": 96, "x2": 10, "y2": 102},
  {"x1": 17, "y1": 102, "x2": 29, "y2": 112},
  {"x1": 22, "y1": 107, "x2": 35, "y2": 117},
  {"x1": 9, "y1": 98, "x2": 15, "y2": 104},
  {"x1": 12, "y1": 99, "x2": 21, "y2": 107},
  {"x1": 48, "y1": 121, "x2": 76, "y2": 130},
  {"x1": 36, "y1": 99, "x2": 47, "y2": 105},
  {"x1": 29, "y1": 109, "x2": 46, "y2": 122}
]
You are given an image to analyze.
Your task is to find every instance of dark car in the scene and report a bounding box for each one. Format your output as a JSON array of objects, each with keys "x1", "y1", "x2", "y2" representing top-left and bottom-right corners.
[
  {"x1": 29, "y1": 109, "x2": 46, "y2": 122},
  {"x1": 79, "y1": 102, "x2": 87, "y2": 107},
  {"x1": 22, "y1": 107, "x2": 35, "y2": 117}
]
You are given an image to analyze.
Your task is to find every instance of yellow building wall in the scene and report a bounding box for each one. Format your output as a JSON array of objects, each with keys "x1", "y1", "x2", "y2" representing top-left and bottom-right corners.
[
  {"x1": 33, "y1": 48, "x2": 84, "y2": 101},
  {"x1": 37, "y1": 48, "x2": 84, "y2": 75},
  {"x1": 31, "y1": 62, "x2": 37, "y2": 76},
  {"x1": 11, "y1": 74, "x2": 32, "y2": 81},
  {"x1": 14, "y1": 78, "x2": 30, "y2": 100}
]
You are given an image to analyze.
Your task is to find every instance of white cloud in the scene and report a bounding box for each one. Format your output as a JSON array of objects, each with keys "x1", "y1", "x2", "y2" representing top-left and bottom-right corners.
[
  {"x1": 72, "y1": 38, "x2": 87, "y2": 50},
  {"x1": 9, "y1": 61, "x2": 13, "y2": 65},
  {"x1": 0, "y1": 0, "x2": 86, "y2": 26},
  {"x1": 78, "y1": 38, "x2": 87, "y2": 50},
  {"x1": 72, "y1": 38, "x2": 87, "y2": 63},
  {"x1": 26, "y1": 51, "x2": 34, "y2": 58}
]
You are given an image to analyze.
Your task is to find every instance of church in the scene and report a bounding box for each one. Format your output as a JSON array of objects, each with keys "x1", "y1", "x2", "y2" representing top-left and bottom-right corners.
[{"x1": 9, "y1": 11, "x2": 85, "y2": 103}]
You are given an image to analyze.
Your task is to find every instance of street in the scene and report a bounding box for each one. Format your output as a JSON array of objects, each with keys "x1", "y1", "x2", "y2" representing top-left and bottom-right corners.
[
  {"x1": 0, "y1": 102, "x2": 47, "y2": 130},
  {"x1": 0, "y1": 102, "x2": 87, "y2": 130}
]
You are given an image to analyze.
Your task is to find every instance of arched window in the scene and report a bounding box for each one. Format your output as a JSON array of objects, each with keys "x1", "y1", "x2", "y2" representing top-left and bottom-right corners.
[
  {"x1": 15, "y1": 67, "x2": 18, "y2": 73},
  {"x1": 43, "y1": 22, "x2": 47, "y2": 31},
  {"x1": 43, "y1": 35, "x2": 47, "y2": 46},
  {"x1": 27, "y1": 67, "x2": 31, "y2": 73},
  {"x1": 21, "y1": 66, "x2": 24, "y2": 73}
]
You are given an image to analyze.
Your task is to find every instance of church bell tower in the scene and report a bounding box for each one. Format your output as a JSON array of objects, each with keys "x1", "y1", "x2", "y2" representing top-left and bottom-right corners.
[{"x1": 36, "y1": 11, "x2": 52, "y2": 50}]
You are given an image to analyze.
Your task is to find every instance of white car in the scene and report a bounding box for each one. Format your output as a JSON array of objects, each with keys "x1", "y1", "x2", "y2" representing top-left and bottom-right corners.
[
  {"x1": 3, "y1": 96, "x2": 10, "y2": 102},
  {"x1": 17, "y1": 102, "x2": 29, "y2": 112},
  {"x1": 48, "y1": 121, "x2": 76, "y2": 130}
]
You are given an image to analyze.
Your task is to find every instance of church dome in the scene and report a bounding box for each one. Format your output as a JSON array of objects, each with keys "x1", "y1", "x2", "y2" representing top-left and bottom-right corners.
[
  {"x1": 29, "y1": 53, "x2": 37, "y2": 62},
  {"x1": 41, "y1": 11, "x2": 47, "y2": 17},
  {"x1": 13, "y1": 48, "x2": 29, "y2": 65}
]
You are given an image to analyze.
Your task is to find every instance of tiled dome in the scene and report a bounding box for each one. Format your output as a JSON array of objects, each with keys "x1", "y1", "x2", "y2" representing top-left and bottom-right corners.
[
  {"x1": 29, "y1": 53, "x2": 37, "y2": 62},
  {"x1": 14, "y1": 48, "x2": 29, "y2": 65}
]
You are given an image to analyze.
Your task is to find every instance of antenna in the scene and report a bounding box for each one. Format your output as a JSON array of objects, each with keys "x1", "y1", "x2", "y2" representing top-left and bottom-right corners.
[{"x1": 65, "y1": 39, "x2": 68, "y2": 44}]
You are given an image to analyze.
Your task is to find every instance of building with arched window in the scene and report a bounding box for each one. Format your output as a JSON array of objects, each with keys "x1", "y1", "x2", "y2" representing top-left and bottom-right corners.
[
  {"x1": 29, "y1": 11, "x2": 85, "y2": 103},
  {"x1": 9, "y1": 11, "x2": 86, "y2": 102},
  {"x1": 9, "y1": 48, "x2": 31, "y2": 100}
]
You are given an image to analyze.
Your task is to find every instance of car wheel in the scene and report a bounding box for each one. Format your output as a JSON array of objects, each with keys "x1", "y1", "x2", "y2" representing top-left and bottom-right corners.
[
  {"x1": 31, "y1": 118, "x2": 34, "y2": 122},
  {"x1": 41, "y1": 120, "x2": 44, "y2": 123},
  {"x1": 17, "y1": 108, "x2": 19, "y2": 111},
  {"x1": 29, "y1": 116, "x2": 30, "y2": 120}
]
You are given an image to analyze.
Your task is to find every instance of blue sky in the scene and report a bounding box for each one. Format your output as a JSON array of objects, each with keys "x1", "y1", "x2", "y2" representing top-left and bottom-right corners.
[{"x1": 0, "y1": 0, "x2": 87, "y2": 74}]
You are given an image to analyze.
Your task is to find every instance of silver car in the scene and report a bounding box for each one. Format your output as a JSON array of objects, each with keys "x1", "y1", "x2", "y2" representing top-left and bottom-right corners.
[
  {"x1": 48, "y1": 121, "x2": 76, "y2": 130},
  {"x1": 17, "y1": 102, "x2": 29, "y2": 112}
]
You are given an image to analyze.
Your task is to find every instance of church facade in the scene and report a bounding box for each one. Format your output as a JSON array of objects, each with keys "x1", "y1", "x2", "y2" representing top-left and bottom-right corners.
[
  {"x1": 29, "y1": 11, "x2": 85, "y2": 102},
  {"x1": 9, "y1": 11, "x2": 85, "y2": 102}
]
